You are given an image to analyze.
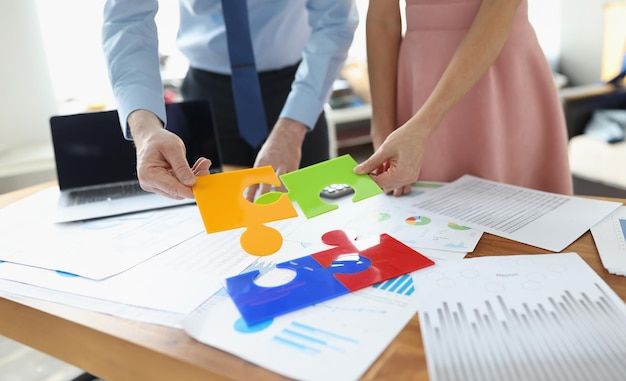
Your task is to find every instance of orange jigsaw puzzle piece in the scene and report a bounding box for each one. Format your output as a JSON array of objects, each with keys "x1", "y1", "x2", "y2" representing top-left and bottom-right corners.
[{"x1": 192, "y1": 166, "x2": 298, "y2": 256}]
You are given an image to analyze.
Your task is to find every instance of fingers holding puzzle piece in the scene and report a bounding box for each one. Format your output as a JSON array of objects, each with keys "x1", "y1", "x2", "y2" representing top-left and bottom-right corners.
[{"x1": 192, "y1": 154, "x2": 383, "y2": 256}]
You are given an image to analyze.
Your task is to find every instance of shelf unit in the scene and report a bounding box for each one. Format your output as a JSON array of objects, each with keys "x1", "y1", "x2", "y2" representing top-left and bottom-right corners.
[{"x1": 324, "y1": 103, "x2": 372, "y2": 158}]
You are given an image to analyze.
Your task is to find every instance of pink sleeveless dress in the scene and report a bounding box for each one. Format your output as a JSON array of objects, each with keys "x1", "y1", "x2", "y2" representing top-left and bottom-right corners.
[{"x1": 397, "y1": 0, "x2": 573, "y2": 194}]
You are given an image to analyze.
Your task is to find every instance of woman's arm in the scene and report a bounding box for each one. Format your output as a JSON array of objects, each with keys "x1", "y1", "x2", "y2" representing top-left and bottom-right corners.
[
  {"x1": 356, "y1": 0, "x2": 522, "y2": 193},
  {"x1": 366, "y1": 0, "x2": 403, "y2": 149},
  {"x1": 407, "y1": 0, "x2": 522, "y2": 133}
]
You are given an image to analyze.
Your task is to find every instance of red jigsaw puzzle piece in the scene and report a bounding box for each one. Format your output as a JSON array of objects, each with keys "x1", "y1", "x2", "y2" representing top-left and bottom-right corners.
[{"x1": 312, "y1": 230, "x2": 435, "y2": 291}]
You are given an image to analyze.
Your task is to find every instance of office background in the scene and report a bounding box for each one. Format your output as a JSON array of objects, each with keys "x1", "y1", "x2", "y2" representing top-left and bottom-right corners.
[
  {"x1": 0, "y1": 0, "x2": 618, "y2": 194},
  {"x1": 0, "y1": 0, "x2": 624, "y2": 379}
]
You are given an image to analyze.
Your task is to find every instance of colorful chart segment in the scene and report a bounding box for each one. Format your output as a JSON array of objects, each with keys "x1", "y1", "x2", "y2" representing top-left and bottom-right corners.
[
  {"x1": 373, "y1": 274, "x2": 415, "y2": 296},
  {"x1": 619, "y1": 219, "x2": 626, "y2": 241},
  {"x1": 448, "y1": 222, "x2": 471, "y2": 231},
  {"x1": 405, "y1": 215, "x2": 431, "y2": 226},
  {"x1": 369, "y1": 212, "x2": 391, "y2": 222}
]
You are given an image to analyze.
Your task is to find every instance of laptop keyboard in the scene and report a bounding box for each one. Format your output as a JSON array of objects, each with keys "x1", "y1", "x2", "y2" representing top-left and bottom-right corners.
[{"x1": 67, "y1": 182, "x2": 148, "y2": 206}]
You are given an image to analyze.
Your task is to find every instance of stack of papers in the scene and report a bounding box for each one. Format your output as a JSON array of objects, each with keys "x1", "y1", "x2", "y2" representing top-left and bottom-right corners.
[
  {"x1": 0, "y1": 187, "x2": 260, "y2": 326},
  {"x1": 591, "y1": 206, "x2": 626, "y2": 276},
  {"x1": 416, "y1": 253, "x2": 626, "y2": 381},
  {"x1": 0, "y1": 175, "x2": 624, "y2": 380}
]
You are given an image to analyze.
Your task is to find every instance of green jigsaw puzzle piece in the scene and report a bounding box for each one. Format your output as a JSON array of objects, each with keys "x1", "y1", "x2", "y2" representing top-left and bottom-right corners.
[{"x1": 257, "y1": 154, "x2": 383, "y2": 218}]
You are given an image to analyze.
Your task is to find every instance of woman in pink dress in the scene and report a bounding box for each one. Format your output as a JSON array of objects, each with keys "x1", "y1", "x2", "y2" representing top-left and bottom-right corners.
[{"x1": 355, "y1": 0, "x2": 573, "y2": 195}]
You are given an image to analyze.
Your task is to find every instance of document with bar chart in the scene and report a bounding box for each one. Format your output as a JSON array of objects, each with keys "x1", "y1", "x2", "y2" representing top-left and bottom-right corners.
[{"x1": 416, "y1": 253, "x2": 626, "y2": 381}]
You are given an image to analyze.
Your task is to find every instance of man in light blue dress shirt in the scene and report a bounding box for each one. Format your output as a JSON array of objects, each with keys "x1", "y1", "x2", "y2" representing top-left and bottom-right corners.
[{"x1": 102, "y1": 0, "x2": 358, "y2": 201}]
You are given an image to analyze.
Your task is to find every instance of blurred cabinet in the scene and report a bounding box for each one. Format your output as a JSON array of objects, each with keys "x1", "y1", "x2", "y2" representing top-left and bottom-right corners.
[{"x1": 324, "y1": 104, "x2": 372, "y2": 158}]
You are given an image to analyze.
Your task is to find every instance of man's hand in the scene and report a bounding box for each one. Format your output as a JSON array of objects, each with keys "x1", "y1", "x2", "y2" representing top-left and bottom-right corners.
[
  {"x1": 244, "y1": 118, "x2": 307, "y2": 201},
  {"x1": 128, "y1": 110, "x2": 212, "y2": 200}
]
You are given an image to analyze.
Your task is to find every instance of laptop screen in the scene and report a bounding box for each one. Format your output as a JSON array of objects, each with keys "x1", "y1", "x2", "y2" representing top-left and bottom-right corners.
[{"x1": 50, "y1": 100, "x2": 223, "y2": 191}]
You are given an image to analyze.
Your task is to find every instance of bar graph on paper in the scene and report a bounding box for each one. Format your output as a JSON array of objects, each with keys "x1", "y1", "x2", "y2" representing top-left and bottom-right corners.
[
  {"x1": 272, "y1": 321, "x2": 359, "y2": 355},
  {"x1": 372, "y1": 273, "x2": 415, "y2": 296},
  {"x1": 417, "y1": 253, "x2": 626, "y2": 381}
]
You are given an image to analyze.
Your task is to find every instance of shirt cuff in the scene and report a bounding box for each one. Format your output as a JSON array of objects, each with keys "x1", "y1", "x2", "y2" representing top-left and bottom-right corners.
[
  {"x1": 279, "y1": 89, "x2": 324, "y2": 131},
  {"x1": 114, "y1": 88, "x2": 166, "y2": 140}
]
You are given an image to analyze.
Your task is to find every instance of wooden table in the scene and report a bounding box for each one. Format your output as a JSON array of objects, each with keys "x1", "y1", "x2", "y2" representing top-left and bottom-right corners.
[{"x1": 1, "y1": 183, "x2": 625, "y2": 381}]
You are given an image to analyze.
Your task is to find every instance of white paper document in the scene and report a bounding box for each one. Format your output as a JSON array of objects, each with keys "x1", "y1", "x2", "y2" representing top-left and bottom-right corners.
[
  {"x1": 0, "y1": 228, "x2": 257, "y2": 314},
  {"x1": 182, "y1": 235, "x2": 433, "y2": 381},
  {"x1": 416, "y1": 253, "x2": 626, "y2": 381},
  {"x1": 0, "y1": 220, "x2": 315, "y2": 327},
  {"x1": 184, "y1": 274, "x2": 420, "y2": 381},
  {"x1": 0, "y1": 281, "x2": 188, "y2": 328},
  {"x1": 0, "y1": 187, "x2": 205, "y2": 279},
  {"x1": 591, "y1": 206, "x2": 626, "y2": 276},
  {"x1": 410, "y1": 175, "x2": 622, "y2": 252},
  {"x1": 284, "y1": 181, "x2": 482, "y2": 255}
]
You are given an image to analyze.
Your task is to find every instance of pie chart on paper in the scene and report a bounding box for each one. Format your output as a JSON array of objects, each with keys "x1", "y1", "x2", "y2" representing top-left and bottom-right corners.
[{"x1": 405, "y1": 215, "x2": 431, "y2": 226}]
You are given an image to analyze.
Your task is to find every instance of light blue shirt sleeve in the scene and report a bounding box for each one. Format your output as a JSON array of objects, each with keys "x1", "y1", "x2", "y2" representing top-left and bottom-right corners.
[
  {"x1": 102, "y1": 0, "x2": 167, "y2": 139},
  {"x1": 279, "y1": 0, "x2": 358, "y2": 129},
  {"x1": 102, "y1": 0, "x2": 359, "y2": 138}
]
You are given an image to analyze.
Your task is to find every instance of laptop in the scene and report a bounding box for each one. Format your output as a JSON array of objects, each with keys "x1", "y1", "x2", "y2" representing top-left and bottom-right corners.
[{"x1": 50, "y1": 100, "x2": 223, "y2": 223}]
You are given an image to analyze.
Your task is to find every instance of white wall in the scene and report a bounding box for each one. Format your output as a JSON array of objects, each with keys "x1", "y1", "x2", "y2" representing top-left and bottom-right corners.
[
  {"x1": 559, "y1": 0, "x2": 607, "y2": 85},
  {"x1": 529, "y1": 0, "x2": 562, "y2": 71},
  {"x1": 0, "y1": 0, "x2": 57, "y2": 154},
  {"x1": 37, "y1": 0, "x2": 111, "y2": 109},
  {"x1": 0, "y1": 0, "x2": 183, "y2": 193},
  {"x1": 36, "y1": 0, "x2": 183, "y2": 108}
]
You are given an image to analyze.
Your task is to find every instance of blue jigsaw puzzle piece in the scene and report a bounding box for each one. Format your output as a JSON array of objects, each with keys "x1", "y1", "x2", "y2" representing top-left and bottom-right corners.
[
  {"x1": 225, "y1": 229, "x2": 436, "y2": 325},
  {"x1": 225, "y1": 253, "x2": 372, "y2": 325}
]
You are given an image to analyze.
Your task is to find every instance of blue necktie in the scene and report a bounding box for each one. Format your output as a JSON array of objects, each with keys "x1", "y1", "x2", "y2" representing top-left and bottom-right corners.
[{"x1": 221, "y1": 0, "x2": 268, "y2": 148}]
